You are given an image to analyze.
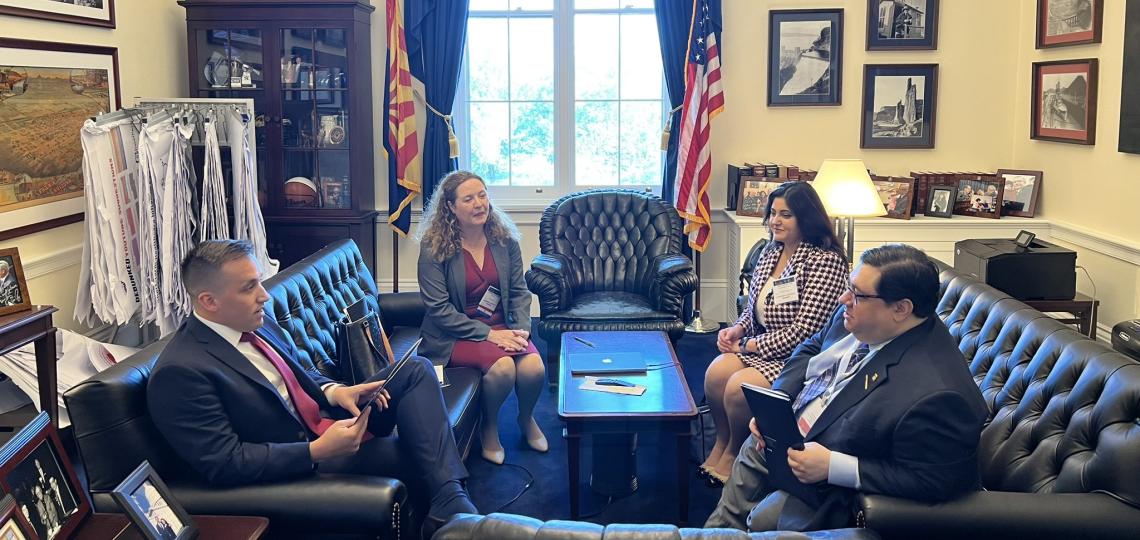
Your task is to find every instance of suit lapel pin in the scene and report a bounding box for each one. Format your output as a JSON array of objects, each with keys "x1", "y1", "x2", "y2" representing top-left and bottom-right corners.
[{"x1": 871, "y1": 373, "x2": 879, "y2": 382}]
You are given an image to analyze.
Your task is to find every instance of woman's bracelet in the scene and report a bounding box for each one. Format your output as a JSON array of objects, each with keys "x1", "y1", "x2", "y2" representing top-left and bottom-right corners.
[{"x1": 738, "y1": 336, "x2": 751, "y2": 352}]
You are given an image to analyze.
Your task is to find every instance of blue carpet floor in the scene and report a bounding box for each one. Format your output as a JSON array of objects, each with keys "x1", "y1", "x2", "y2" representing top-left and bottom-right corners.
[{"x1": 464, "y1": 326, "x2": 723, "y2": 526}]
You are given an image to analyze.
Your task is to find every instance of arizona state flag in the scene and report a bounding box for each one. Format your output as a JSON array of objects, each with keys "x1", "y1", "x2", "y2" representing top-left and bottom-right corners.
[{"x1": 384, "y1": 0, "x2": 421, "y2": 236}]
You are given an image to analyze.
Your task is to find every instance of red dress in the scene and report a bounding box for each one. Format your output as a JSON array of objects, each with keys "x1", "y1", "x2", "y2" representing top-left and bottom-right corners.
[{"x1": 449, "y1": 244, "x2": 538, "y2": 373}]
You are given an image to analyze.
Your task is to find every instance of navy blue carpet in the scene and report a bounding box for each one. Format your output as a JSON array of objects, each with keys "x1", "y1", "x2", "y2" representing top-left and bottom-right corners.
[{"x1": 463, "y1": 325, "x2": 723, "y2": 526}]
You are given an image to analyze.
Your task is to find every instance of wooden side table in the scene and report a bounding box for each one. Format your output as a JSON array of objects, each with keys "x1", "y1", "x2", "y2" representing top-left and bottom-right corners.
[
  {"x1": 0, "y1": 305, "x2": 58, "y2": 426},
  {"x1": 74, "y1": 514, "x2": 269, "y2": 539},
  {"x1": 1022, "y1": 293, "x2": 1100, "y2": 339}
]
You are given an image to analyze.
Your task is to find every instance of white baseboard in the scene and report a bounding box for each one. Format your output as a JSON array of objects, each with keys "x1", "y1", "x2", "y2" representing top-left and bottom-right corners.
[{"x1": 23, "y1": 245, "x2": 82, "y2": 280}]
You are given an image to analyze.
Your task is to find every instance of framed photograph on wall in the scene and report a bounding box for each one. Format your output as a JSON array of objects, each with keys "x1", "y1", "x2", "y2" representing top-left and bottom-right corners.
[
  {"x1": 0, "y1": 412, "x2": 91, "y2": 540},
  {"x1": 112, "y1": 461, "x2": 197, "y2": 540},
  {"x1": 0, "y1": 38, "x2": 121, "y2": 242},
  {"x1": 736, "y1": 179, "x2": 785, "y2": 217},
  {"x1": 871, "y1": 177, "x2": 916, "y2": 219},
  {"x1": 996, "y1": 169, "x2": 1043, "y2": 217},
  {"x1": 925, "y1": 185, "x2": 956, "y2": 218},
  {"x1": 768, "y1": 9, "x2": 843, "y2": 106},
  {"x1": 0, "y1": 248, "x2": 32, "y2": 317},
  {"x1": 866, "y1": 0, "x2": 939, "y2": 50},
  {"x1": 1031, "y1": 58, "x2": 1098, "y2": 145},
  {"x1": 1037, "y1": 0, "x2": 1103, "y2": 48},
  {"x1": 953, "y1": 176, "x2": 1005, "y2": 219},
  {"x1": 860, "y1": 64, "x2": 938, "y2": 149},
  {"x1": 0, "y1": 0, "x2": 114, "y2": 28}
]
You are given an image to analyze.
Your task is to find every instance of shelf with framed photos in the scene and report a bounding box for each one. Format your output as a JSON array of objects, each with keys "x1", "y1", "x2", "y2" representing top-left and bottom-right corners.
[{"x1": 179, "y1": 0, "x2": 377, "y2": 274}]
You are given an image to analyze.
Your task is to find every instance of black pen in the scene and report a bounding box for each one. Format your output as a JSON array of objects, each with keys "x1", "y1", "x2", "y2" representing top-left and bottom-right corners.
[{"x1": 573, "y1": 336, "x2": 595, "y2": 347}]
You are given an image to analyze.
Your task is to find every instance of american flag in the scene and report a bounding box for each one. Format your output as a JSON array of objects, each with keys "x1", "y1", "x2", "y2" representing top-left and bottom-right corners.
[
  {"x1": 672, "y1": 0, "x2": 723, "y2": 253},
  {"x1": 385, "y1": 0, "x2": 421, "y2": 236}
]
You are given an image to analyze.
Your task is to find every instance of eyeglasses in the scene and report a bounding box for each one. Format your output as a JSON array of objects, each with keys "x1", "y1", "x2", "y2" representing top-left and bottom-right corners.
[{"x1": 846, "y1": 283, "x2": 883, "y2": 305}]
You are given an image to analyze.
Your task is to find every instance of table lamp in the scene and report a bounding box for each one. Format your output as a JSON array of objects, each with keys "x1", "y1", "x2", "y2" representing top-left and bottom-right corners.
[{"x1": 811, "y1": 159, "x2": 886, "y2": 263}]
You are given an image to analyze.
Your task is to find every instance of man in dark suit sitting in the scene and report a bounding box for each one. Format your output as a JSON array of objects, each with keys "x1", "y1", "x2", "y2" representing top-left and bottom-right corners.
[
  {"x1": 148, "y1": 240, "x2": 476, "y2": 537},
  {"x1": 706, "y1": 244, "x2": 988, "y2": 532}
]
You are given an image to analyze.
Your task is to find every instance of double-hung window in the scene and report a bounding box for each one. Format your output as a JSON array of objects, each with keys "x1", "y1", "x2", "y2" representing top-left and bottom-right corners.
[{"x1": 455, "y1": 0, "x2": 665, "y2": 205}]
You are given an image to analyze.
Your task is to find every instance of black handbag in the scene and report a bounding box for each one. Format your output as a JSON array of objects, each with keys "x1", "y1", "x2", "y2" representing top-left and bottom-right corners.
[{"x1": 335, "y1": 297, "x2": 395, "y2": 385}]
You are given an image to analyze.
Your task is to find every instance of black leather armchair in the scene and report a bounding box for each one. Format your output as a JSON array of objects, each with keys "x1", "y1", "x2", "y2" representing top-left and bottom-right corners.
[
  {"x1": 526, "y1": 189, "x2": 698, "y2": 383},
  {"x1": 855, "y1": 266, "x2": 1140, "y2": 540},
  {"x1": 64, "y1": 240, "x2": 483, "y2": 539}
]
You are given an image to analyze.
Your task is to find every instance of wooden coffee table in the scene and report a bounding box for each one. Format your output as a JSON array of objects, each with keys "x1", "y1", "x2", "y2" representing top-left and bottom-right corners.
[{"x1": 558, "y1": 331, "x2": 698, "y2": 522}]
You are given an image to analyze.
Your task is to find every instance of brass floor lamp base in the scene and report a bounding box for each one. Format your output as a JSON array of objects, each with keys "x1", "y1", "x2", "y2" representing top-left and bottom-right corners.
[{"x1": 685, "y1": 310, "x2": 721, "y2": 334}]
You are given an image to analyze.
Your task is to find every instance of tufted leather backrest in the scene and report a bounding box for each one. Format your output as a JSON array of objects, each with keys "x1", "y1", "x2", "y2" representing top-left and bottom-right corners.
[
  {"x1": 261, "y1": 239, "x2": 378, "y2": 381},
  {"x1": 538, "y1": 189, "x2": 685, "y2": 295},
  {"x1": 934, "y1": 267, "x2": 1140, "y2": 505},
  {"x1": 65, "y1": 239, "x2": 378, "y2": 493}
]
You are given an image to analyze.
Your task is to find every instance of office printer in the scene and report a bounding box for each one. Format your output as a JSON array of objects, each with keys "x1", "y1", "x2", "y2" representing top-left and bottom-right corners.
[{"x1": 954, "y1": 238, "x2": 1076, "y2": 300}]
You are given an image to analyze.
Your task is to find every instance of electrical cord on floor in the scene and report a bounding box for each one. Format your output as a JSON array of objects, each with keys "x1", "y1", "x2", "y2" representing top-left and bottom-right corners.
[
  {"x1": 1076, "y1": 265, "x2": 1099, "y2": 339},
  {"x1": 577, "y1": 496, "x2": 615, "y2": 520},
  {"x1": 488, "y1": 463, "x2": 534, "y2": 513}
]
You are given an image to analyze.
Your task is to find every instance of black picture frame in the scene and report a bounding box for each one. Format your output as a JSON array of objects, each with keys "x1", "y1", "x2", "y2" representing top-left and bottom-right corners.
[
  {"x1": 1031, "y1": 58, "x2": 1098, "y2": 145},
  {"x1": 0, "y1": 412, "x2": 90, "y2": 540},
  {"x1": 1037, "y1": 0, "x2": 1103, "y2": 49},
  {"x1": 996, "y1": 169, "x2": 1043, "y2": 217},
  {"x1": 1120, "y1": 0, "x2": 1140, "y2": 154},
  {"x1": 866, "y1": 0, "x2": 939, "y2": 50},
  {"x1": 112, "y1": 461, "x2": 198, "y2": 540},
  {"x1": 768, "y1": 9, "x2": 843, "y2": 106},
  {"x1": 861, "y1": 64, "x2": 938, "y2": 149},
  {"x1": 953, "y1": 176, "x2": 1005, "y2": 220},
  {"x1": 925, "y1": 185, "x2": 955, "y2": 218}
]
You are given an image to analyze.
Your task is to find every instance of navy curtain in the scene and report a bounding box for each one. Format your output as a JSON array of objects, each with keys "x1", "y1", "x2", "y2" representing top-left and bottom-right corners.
[
  {"x1": 406, "y1": 0, "x2": 470, "y2": 205},
  {"x1": 655, "y1": 0, "x2": 722, "y2": 204}
]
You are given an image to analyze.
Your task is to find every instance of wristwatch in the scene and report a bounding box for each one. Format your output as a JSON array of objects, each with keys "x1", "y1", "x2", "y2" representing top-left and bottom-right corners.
[{"x1": 738, "y1": 336, "x2": 751, "y2": 352}]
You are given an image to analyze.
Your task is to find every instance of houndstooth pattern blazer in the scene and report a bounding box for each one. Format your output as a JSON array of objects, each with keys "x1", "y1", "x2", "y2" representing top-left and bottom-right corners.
[{"x1": 735, "y1": 242, "x2": 847, "y2": 381}]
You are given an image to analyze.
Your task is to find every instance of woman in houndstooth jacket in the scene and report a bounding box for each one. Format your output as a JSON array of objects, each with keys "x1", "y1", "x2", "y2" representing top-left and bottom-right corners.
[{"x1": 700, "y1": 182, "x2": 848, "y2": 484}]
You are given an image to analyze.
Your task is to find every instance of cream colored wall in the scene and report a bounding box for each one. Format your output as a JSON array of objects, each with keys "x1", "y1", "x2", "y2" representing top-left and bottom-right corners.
[
  {"x1": 0, "y1": 1, "x2": 187, "y2": 331},
  {"x1": 1010, "y1": 0, "x2": 1140, "y2": 328}
]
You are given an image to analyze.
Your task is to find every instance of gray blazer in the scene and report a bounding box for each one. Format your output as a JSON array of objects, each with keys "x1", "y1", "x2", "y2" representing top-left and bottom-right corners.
[{"x1": 417, "y1": 237, "x2": 532, "y2": 365}]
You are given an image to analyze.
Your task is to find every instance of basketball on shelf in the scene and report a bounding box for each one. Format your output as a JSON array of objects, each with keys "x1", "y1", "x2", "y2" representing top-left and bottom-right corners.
[{"x1": 284, "y1": 177, "x2": 320, "y2": 207}]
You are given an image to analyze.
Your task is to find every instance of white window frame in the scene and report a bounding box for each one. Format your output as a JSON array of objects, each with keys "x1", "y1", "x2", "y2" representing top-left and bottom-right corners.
[{"x1": 453, "y1": 1, "x2": 665, "y2": 207}]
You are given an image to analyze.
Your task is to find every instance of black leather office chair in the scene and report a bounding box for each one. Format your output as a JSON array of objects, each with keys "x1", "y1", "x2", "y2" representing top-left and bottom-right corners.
[{"x1": 525, "y1": 189, "x2": 698, "y2": 384}]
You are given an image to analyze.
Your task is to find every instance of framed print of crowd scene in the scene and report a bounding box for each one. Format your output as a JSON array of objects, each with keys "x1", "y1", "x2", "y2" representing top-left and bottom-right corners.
[
  {"x1": 0, "y1": 248, "x2": 32, "y2": 317},
  {"x1": 768, "y1": 9, "x2": 843, "y2": 106},
  {"x1": 954, "y1": 176, "x2": 1005, "y2": 219},
  {"x1": 0, "y1": 0, "x2": 114, "y2": 28},
  {"x1": 0, "y1": 38, "x2": 121, "y2": 241},
  {"x1": 996, "y1": 169, "x2": 1043, "y2": 217},
  {"x1": 0, "y1": 413, "x2": 90, "y2": 540},
  {"x1": 1037, "y1": 0, "x2": 1103, "y2": 48},
  {"x1": 1031, "y1": 58, "x2": 1098, "y2": 145},
  {"x1": 861, "y1": 64, "x2": 938, "y2": 149},
  {"x1": 113, "y1": 461, "x2": 197, "y2": 540},
  {"x1": 735, "y1": 179, "x2": 784, "y2": 217},
  {"x1": 866, "y1": 0, "x2": 938, "y2": 50}
]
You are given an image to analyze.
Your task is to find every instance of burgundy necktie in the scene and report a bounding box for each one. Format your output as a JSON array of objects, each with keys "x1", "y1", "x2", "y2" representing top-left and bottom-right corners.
[{"x1": 241, "y1": 332, "x2": 334, "y2": 437}]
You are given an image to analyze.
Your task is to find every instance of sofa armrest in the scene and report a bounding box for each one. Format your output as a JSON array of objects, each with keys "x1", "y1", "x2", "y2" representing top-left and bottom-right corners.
[
  {"x1": 858, "y1": 491, "x2": 1140, "y2": 540},
  {"x1": 647, "y1": 254, "x2": 698, "y2": 315},
  {"x1": 526, "y1": 254, "x2": 573, "y2": 315},
  {"x1": 94, "y1": 474, "x2": 406, "y2": 536},
  {"x1": 377, "y1": 291, "x2": 426, "y2": 332}
]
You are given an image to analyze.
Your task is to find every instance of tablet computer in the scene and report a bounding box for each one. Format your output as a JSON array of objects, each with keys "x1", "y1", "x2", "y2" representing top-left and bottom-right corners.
[{"x1": 358, "y1": 337, "x2": 422, "y2": 405}]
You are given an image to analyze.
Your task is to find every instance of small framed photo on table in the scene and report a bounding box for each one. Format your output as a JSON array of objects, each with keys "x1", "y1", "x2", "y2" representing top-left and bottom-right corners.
[
  {"x1": 0, "y1": 248, "x2": 31, "y2": 317},
  {"x1": 112, "y1": 461, "x2": 197, "y2": 540},
  {"x1": 953, "y1": 176, "x2": 1005, "y2": 219},
  {"x1": 925, "y1": 185, "x2": 956, "y2": 218},
  {"x1": 735, "y1": 179, "x2": 785, "y2": 218},
  {"x1": 0, "y1": 494, "x2": 37, "y2": 540},
  {"x1": 0, "y1": 412, "x2": 89, "y2": 540},
  {"x1": 871, "y1": 176, "x2": 916, "y2": 219},
  {"x1": 996, "y1": 169, "x2": 1043, "y2": 217}
]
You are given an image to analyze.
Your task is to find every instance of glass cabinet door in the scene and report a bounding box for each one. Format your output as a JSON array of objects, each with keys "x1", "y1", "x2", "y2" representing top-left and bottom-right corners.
[
  {"x1": 195, "y1": 28, "x2": 265, "y2": 93},
  {"x1": 281, "y1": 27, "x2": 351, "y2": 210}
]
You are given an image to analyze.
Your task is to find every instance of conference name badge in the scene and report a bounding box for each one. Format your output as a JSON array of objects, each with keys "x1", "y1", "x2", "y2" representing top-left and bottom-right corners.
[
  {"x1": 772, "y1": 276, "x2": 799, "y2": 305},
  {"x1": 476, "y1": 286, "x2": 501, "y2": 318}
]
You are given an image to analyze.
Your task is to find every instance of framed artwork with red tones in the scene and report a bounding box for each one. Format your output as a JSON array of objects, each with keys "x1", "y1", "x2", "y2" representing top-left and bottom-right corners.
[
  {"x1": 1037, "y1": 0, "x2": 1103, "y2": 48},
  {"x1": 1031, "y1": 58, "x2": 1098, "y2": 145}
]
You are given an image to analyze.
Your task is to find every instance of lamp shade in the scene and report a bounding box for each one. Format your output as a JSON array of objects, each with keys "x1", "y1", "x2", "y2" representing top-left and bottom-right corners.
[{"x1": 811, "y1": 159, "x2": 887, "y2": 218}]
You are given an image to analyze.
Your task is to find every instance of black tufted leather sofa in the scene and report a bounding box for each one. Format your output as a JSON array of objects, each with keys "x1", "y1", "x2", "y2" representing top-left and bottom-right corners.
[
  {"x1": 856, "y1": 265, "x2": 1140, "y2": 540},
  {"x1": 434, "y1": 513, "x2": 879, "y2": 540},
  {"x1": 525, "y1": 189, "x2": 699, "y2": 384},
  {"x1": 64, "y1": 239, "x2": 482, "y2": 539}
]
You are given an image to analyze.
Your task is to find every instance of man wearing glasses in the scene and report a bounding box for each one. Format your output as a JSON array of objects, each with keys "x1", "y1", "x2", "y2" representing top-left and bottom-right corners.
[{"x1": 706, "y1": 244, "x2": 988, "y2": 532}]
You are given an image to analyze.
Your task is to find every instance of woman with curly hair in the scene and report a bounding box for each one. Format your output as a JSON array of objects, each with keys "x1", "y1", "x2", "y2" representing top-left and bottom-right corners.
[
  {"x1": 416, "y1": 171, "x2": 547, "y2": 465},
  {"x1": 700, "y1": 181, "x2": 848, "y2": 486}
]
